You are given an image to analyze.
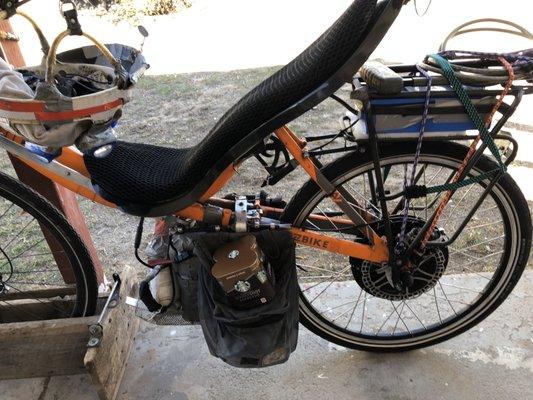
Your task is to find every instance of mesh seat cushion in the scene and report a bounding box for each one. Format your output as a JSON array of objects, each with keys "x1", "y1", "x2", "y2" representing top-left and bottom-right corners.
[
  {"x1": 85, "y1": 141, "x2": 191, "y2": 205},
  {"x1": 85, "y1": 0, "x2": 378, "y2": 206}
]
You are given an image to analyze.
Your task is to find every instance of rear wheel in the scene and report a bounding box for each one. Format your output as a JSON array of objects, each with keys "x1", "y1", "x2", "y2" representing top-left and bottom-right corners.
[
  {"x1": 282, "y1": 141, "x2": 531, "y2": 351},
  {"x1": 0, "y1": 172, "x2": 98, "y2": 323}
]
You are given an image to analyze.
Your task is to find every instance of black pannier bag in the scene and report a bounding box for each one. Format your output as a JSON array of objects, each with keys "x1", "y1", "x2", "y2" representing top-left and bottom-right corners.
[
  {"x1": 171, "y1": 254, "x2": 200, "y2": 323},
  {"x1": 192, "y1": 230, "x2": 299, "y2": 368}
]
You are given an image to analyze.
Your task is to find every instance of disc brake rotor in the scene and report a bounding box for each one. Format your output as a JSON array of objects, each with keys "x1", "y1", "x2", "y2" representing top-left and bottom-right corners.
[{"x1": 351, "y1": 216, "x2": 449, "y2": 301}]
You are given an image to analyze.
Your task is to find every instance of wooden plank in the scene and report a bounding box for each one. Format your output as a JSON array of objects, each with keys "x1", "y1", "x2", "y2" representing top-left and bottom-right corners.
[
  {"x1": 0, "y1": 294, "x2": 108, "y2": 323},
  {"x1": 0, "y1": 298, "x2": 75, "y2": 323},
  {"x1": 0, "y1": 19, "x2": 105, "y2": 284},
  {"x1": 0, "y1": 316, "x2": 97, "y2": 379},
  {"x1": 84, "y1": 266, "x2": 139, "y2": 400},
  {"x1": 1, "y1": 286, "x2": 77, "y2": 301}
]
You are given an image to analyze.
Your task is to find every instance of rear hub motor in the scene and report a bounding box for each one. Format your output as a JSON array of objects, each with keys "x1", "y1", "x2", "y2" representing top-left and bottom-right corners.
[{"x1": 351, "y1": 216, "x2": 449, "y2": 301}]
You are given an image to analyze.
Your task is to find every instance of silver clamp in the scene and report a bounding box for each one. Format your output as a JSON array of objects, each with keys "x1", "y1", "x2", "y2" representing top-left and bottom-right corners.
[{"x1": 234, "y1": 196, "x2": 248, "y2": 232}]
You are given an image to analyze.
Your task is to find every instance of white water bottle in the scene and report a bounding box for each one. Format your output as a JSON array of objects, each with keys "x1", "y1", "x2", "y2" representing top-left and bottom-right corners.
[{"x1": 149, "y1": 266, "x2": 174, "y2": 307}]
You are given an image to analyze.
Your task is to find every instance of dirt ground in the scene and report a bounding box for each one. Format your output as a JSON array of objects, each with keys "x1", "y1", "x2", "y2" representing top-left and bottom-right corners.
[{"x1": 1, "y1": 68, "x2": 532, "y2": 279}]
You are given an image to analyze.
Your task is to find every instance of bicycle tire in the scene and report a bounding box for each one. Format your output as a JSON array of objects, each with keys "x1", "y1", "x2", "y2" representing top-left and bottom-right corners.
[
  {"x1": 282, "y1": 141, "x2": 531, "y2": 351},
  {"x1": 0, "y1": 171, "x2": 98, "y2": 321}
]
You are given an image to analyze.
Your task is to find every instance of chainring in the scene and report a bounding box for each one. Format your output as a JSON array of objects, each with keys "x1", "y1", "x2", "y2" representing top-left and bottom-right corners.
[{"x1": 351, "y1": 216, "x2": 449, "y2": 301}]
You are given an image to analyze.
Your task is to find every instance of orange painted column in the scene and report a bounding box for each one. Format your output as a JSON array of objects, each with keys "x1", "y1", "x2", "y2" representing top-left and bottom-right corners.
[{"x1": 0, "y1": 19, "x2": 105, "y2": 285}]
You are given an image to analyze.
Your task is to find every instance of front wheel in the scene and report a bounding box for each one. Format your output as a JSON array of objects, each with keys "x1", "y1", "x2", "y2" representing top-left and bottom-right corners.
[
  {"x1": 282, "y1": 141, "x2": 531, "y2": 351},
  {"x1": 0, "y1": 172, "x2": 98, "y2": 323}
]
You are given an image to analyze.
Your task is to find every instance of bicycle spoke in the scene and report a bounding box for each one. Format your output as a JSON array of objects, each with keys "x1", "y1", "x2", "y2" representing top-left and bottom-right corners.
[
  {"x1": 449, "y1": 235, "x2": 504, "y2": 254},
  {"x1": 344, "y1": 288, "x2": 363, "y2": 329},
  {"x1": 301, "y1": 265, "x2": 352, "y2": 294},
  {"x1": 449, "y1": 250, "x2": 503, "y2": 268},
  {"x1": 0, "y1": 202, "x2": 15, "y2": 223},
  {"x1": 4, "y1": 283, "x2": 72, "y2": 318},
  {"x1": 440, "y1": 282, "x2": 484, "y2": 295},
  {"x1": 432, "y1": 287, "x2": 443, "y2": 324},
  {"x1": 308, "y1": 266, "x2": 352, "y2": 304},
  {"x1": 392, "y1": 301, "x2": 410, "y2": 335},
  {"x1": 439, "y1": 205, "x2": 498, "y2": 224},
  {"x1": 462, "y1": 221, "x2": 503, "y2": 232},
  {"x1": 316, "y1": 205, "x2": 348, "y2": 240},
  {"x1": 443, "y1": 183, "x2": 477, "y2": 229},
  {"x1": 438, "y1": 282, "x2": 457, "y2": 316},
  {"x1": 346, "y1": 182, "x2": 382, "y2": 216},
  {"x1": 0, "y1": 237, "x2": 47, "y2": 271},
  {"x1": 359, "y1": 292, "x2": 367, "y2": 334},
  {"x1": 1, "y1": 217, "x2": 36, "y2": 252},
  {"x1": 404, "y1": 301, "x2": 428, "y2": 331},
  {"x1": 330, "y1": 298, "x2": 363, "y2": 323},
  {"x1": 376, "y1": 302, "x2": 399, "y2": 336}
]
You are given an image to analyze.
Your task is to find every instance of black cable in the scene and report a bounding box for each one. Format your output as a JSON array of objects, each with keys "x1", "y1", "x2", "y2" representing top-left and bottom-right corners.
[
  {"x1": 0, "y1": 245, "x2": 14, "y2": 283},
  {"x1": 306, "y1": 93, "x2": 360, "y2": 153},
  {"x1": 64, "y1": 73, "x2": 111, "y2": 85},
  {"x1": 330, "y1": 94, "x2": 359, "y2": 114},
  {"x1": 308, "y1": 117, "x2": 359, "y2": 153},
  {"x1": 134, "y1": 217, "x2": 152, "y2": 268}
]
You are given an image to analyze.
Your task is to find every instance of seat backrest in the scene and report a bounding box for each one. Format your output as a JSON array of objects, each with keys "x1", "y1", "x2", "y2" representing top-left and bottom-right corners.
[{"x1": 166, "y1": 0, "x2": 404, "y2": 213}]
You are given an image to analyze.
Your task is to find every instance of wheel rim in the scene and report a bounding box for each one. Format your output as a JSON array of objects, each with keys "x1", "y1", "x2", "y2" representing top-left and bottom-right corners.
[
  {"x1": 0, "y1": 188, "x2": 88, "y2": 323},
  {"x1": 293, "y1": 152, "x2": 520, "y2": 348}
]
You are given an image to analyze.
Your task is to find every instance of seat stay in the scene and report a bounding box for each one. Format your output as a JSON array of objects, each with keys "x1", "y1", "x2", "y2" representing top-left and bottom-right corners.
[{"x1": 274, "y1": 126, "x2": 383, "y2": 246}]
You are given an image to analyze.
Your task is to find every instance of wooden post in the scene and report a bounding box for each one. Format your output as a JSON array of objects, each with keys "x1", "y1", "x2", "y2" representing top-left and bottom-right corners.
[{"x1": 0, "y1": 19, "x2": 105, "y2": 285}]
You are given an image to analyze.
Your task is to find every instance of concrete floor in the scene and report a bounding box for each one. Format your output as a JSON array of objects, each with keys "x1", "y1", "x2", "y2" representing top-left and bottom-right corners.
[{"x1": 2, "y1": 271, "x2": 532, "y2": 400}]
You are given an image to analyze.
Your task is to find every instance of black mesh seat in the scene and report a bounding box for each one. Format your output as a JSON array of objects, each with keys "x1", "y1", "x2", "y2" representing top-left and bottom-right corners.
[
  {"x1": 85, "y1": 141, "x2": 192, "y2": 205},
  {"x1": 85, "y1": 0, "x2": 399, "y2": 214}
]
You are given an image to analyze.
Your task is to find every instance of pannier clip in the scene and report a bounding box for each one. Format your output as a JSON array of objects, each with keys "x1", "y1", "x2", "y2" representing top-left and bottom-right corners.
[{"x1": 60, "y1": 0, "x2": 82, "y2": 36}]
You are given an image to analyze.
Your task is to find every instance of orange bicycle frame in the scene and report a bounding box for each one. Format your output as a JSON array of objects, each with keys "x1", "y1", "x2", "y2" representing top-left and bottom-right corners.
[{"x1": 0, "y1": 126, "x2": 389, "y2": 264}]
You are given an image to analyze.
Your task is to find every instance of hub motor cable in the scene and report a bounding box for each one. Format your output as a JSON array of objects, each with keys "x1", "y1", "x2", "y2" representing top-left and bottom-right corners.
[{"x1": 420, "y1": 19, "x2": 533, "y2": 85}]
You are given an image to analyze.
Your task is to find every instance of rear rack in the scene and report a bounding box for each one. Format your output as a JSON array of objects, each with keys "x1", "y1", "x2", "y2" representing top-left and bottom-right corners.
[{"x1": 350, "y1": 63, "x2": 531, "y2": 138}]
